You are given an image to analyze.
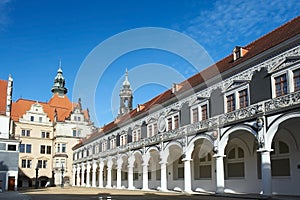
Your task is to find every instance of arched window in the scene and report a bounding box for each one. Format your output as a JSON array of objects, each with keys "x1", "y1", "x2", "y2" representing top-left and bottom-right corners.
[
  {"x1": 199, "y1": 152, "x2": 212, "y2": 179},
  {"x1": 271, "y1": 140, "x2": 290, "y2": 177},
  {"x1": 225, "y1": 146, "x2": 245, "y2": 178},
  {"x1": 173, "y1": 155, "x2": 184, "y2": 180}
]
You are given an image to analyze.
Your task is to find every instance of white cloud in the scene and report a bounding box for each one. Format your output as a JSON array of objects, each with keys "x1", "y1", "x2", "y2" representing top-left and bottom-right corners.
[
  {"x1": 0, "y1": 0, "x2": 12, "y2": 30},
  {"x1": 183, "y1": 0, "x2": 300, "y2": 61}
]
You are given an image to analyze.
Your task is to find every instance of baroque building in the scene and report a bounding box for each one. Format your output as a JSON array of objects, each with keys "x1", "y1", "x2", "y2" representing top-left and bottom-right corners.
[
  {"x1": 11, "y1": 66, "x2": 95, "y2": 187},
  {"x1": 73, "y1": 16, "x2": 300, "y2": 196},
  {"x1": 0, "y1": 76, "x2": 19, "y2": 191}
]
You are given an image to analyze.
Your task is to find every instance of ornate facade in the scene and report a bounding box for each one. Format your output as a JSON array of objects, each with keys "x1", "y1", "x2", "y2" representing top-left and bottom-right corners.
[
  {"x1": 11, "y1": 66, "x2": 95, "y2": 187},
  {"x1": 73, "y1": 16, "x2": 300, "y2": 196}
]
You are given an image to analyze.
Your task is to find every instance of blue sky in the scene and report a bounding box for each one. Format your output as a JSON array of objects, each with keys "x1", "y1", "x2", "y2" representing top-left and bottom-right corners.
[{"x1": 0, "y1": 0, "x2": 299, "y2": 127}]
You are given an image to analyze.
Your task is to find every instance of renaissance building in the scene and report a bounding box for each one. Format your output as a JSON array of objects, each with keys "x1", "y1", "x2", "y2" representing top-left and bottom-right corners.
[
  {"x1": 11, "y1": 66, "x2": 95, "y2": 188},
  {"x1": 72, "y1": 16, "x2": 300, "y2": 196}
]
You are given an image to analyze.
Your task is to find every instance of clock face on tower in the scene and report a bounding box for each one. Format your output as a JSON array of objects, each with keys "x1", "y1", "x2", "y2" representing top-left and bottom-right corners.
[{"x1": 157, "y1": 116, "x2": 166, "y2": 132}]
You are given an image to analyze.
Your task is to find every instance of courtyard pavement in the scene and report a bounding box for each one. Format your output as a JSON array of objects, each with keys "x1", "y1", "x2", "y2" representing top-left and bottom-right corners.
[{"x1": 0, "y1": 187, "x2": 299, "y2": 200}]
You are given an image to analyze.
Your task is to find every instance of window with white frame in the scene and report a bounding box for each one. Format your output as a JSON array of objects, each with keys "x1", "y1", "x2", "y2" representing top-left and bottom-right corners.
[
  {"x1": 102, "y1": 141, "x2": 107, "y2": 151},
  {"x1": 40, "y1": 145, "x2": 51, "y2": 154},
  {"x1": 120, "y1": 134, "x2": 127, "y2": 146},
  {"x1": 56, "y1": 143, "x2": 66, "y2": 153},
  {"x1": 199, "y1": 153, "x2": 212, "y2": 179},
  {"x1": 21, "y1": 159, "x2": 32, "y2": 168},
  {"x1": 225, "y1": 146, "x2": 245, "y2": 178},
  {"x1": 37, "y1": 160, "x2": 48, "y2": 169},
  {"x1": 21, "y1": 129, "x2": 31, "y2": 137},
  {"x1": 271, "y1": 67, "x2": 300, "y2": 98},
  {"x1": 166, "y1": 113, "x2": 179, "y2": 131},
  {"x1": 55, "y1": 159, "x2": 60, "y2": 167},
  {"x1": 173, "y1": 155, "x2": 184, "y2": 180},
  {"x1": 19, "y1": 143, "x2": 32, "y2": 153},
  {"x1": 275, "y1": 74, "x2": 288, "y2": 97},
  {"x1": 41, "y1": 131, "x2": 50, "y2": 138},
  {"x1": 225, "y1": 86, "x2": 249, "y2": 113},
  {"x1": 147, "y1": 122, "x2": 158, "y2": 137},
  {"x1": 132, "y1": 128, "x2": 141, "y2": 142},
  {"x1": 191, "y1": 102, "x2": 209, "y2": 123},
  {"x1": 55, "y1": 158, "x2": 66, "y2": 168},
  {"x1": 271, "y1": 140, "x2": 290, "y2": 176},
  {"x1": 95, "y1": 144, "x2": 99, "y2": 154},
  {"x1": 110, "y1": 138, "x2": 116, "y2": 149},
  {"x1": 72, "y1": 128, "x2": 82, "y2": 137},
  {"x1": 293, "y1": 68, "x2": 300, "y2": 91}
]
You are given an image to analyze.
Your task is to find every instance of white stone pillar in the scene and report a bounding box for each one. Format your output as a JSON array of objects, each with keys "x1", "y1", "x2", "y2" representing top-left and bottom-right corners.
[
  {"x1": 159, "y1": 161, "x2": 168, "y2": 191},
  {"x1": 260, "y1": 150, "x2": 272, "y2": 196},
  {"x1": 98, "y1": 161, "x2": 104, "y2": 188},
  {"x1": 183, "y1": 158, "x2": 192, "y2": 193},
  {"x1": 142, "y1": 164, "x2": 149, "y2": 190},
  {"x1": 86, "y1": 162, "x2": 91, "y2": 187},
  {"x1": 128, "y1": 164, "x2": 134, "y2": 190},
  {"x1": 81, "y1": 163, "x2": 86, "y2": 187},
  {"x1": 92, "y1": 161, "x2": 97, "y2": 187},
  {"x1": 106, "y1": 159, "x2": 113, "y2": 188},
  {"x1": 117, "y1": 167, "x2": 122, "y2": 189},
  {"x1": 215, "y1": 155, "x2": 225, "y2": 194},
  {"x1": 76, "y1": 164, "x2": 81, "y2": 186},
  {"x1": 72, "y1": 165, "x2": 76, "y2": 186},
  {"x1": 116, "y1": 157, "x2": 123, "y2": 189}
]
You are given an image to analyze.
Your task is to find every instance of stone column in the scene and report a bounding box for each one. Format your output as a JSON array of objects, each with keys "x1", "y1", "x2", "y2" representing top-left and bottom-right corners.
[
  {"x1": 116, "y1": 166, "x2": 122, "y2": 189},
  {"x1": 98, "y1": 161, "x2": 104, "y2": 188},
  {"x1": 127, "y1": 164, "x2": 134, "y2": 189},
  {"x1": 142, "y1": 153, "x2": 150, "y2": 191},
  {"x1": 92, "y1": 160, "x2": 97, "y2": 187},
  {"x1": 159, "y1": 148, "x2": 169, "y2": 191},
  {"x1": 183, "y1": 143, "x2": 194, "y2": 193},
  {"x1": 127, "y1": 153, "x2": 135, "y2": 190},
  {"x1": 142, "y1": 163, "x2": 149, "y2": 190},
  {"x1": 159, "y1": 161, "x2": 168, "y2": 191},
  {"x1": 86, "y1": 162, "x2": 91, "y2": 187},
  {"x1": 215, "y1": 155, "x2": 225, "y2": 194},
  {"x1": 76, "y1": 164, "x2": 81, "y2": 186},
  {"x1": 81, "y1": 163, "x2": 86, "y2": 187},
  {"x1": 260, "y1": 150, "x2": 272, "y2": 196},
  {"x1": 72, "y1": 165, "x2": 76, "y2": 186},
  {"x1": 183, "y1": 158, "x2": 192, "y2": 193},
  {"x1": 117, "y1": 157, "x2": 123, "y2": 189},
  {"x1": 106, "y1": 158, "x2": 113, "y2": 188}
]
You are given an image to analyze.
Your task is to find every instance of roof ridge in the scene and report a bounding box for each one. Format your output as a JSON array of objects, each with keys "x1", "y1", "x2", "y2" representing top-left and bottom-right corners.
[{"x1": 245, "y1": 15, "x2": 300, "y2": 49}]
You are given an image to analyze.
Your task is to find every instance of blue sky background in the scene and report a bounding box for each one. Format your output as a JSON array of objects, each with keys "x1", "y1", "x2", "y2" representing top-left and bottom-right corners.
[{"x1": 0, "y1": 0, "x2": 299, "y2": 126}]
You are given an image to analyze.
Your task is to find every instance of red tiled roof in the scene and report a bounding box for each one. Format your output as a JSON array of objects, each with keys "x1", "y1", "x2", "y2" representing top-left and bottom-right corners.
[
  {"x1": 75, "y1": 16, "x2": 300, "y2": 147},
  {"x1": 0, "y1": 80, "x2": 8, "y2": 115},
  {"x1": 11, "y1": 93, "x2": 90, "y2": 122}
]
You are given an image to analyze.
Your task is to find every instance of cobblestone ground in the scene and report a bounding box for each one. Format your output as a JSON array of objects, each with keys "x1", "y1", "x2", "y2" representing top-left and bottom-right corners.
[{"x1": 13, "y1": 187, "x2": 299, "y2": 200}]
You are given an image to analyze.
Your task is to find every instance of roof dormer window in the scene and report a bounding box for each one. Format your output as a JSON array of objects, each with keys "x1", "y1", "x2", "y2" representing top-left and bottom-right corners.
[{"x1": 233, "y1": 46, "x2": 248, "y2": 61}]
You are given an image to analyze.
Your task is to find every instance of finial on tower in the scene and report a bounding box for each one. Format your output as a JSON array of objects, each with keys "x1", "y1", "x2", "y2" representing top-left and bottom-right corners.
[
  {"x1": 123, "y1": 68, "x2": 131, "y2": 87},
  {"x1": 51, "y1": 60, "x2": 68, "y2": 96}
]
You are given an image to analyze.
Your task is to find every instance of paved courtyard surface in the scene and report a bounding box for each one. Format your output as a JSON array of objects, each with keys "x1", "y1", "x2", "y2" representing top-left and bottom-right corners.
[{"x1": 0, "y1": 187, "x2": 299, "y2": 200}]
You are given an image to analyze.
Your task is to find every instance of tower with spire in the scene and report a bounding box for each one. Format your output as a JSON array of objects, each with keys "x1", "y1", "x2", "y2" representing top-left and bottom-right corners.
[
  {"x1": 119, "y1": 69, "x2": 133, "y2": 116},
  {"x1": 51, "y1": 60, "x2": 68, "y2": 96}
]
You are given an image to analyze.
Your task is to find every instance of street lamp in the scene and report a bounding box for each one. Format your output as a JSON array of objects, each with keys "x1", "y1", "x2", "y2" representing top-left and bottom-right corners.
[
  {"x1": 35, "y1": 164, "x2": 39, "y2": 189},
  {"x1": 61, "y1": 164, "x2": 64, "y2": 188}
]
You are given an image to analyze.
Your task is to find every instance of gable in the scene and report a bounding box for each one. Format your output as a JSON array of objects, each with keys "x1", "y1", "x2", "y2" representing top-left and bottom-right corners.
[{"x1": 269, "y1": 56, "x2": 300, "y2": 74}]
